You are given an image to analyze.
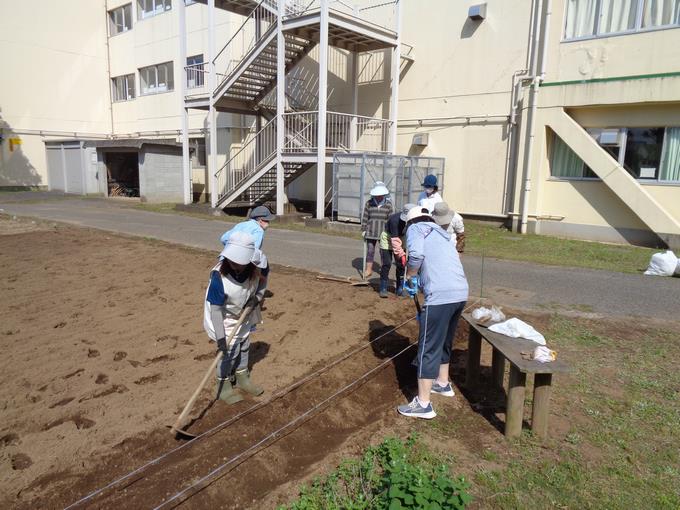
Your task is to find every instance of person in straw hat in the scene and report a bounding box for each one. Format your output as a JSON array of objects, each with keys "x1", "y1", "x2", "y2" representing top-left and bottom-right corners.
[
  {"x1": 204, "y1": 232, "x2": 268, "y2": 404},
  {"x1": 398, "y1": 206, "x2": 468, "y2": 419},
  {"x1": 360, "y1": 181, "x2": 394, "y2": 295},
  {"x1": 431, "y1": 202, "x2": 466, "y2": 253}
]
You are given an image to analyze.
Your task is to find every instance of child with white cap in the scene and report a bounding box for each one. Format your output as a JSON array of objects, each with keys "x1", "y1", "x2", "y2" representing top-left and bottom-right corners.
[
  {"x1": 204, "y1": 231, "x2": 268, "y2": 404},
  {"x1": 383, "y1": 202, "x2": 417, "y2": 297},
  {"x1": 360, "y1": 181, "x2": 394, "y2": 295}
]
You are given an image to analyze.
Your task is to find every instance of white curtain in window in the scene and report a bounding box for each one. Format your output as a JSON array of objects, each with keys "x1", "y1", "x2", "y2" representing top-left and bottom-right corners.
[
  {"x1": 552, "y1": 135, "x2": 585, "y2": 178},
  {"x1": 599, "y1": 0, "x2": 639, "y2": 33},
  {"x1": 660, "y1": 127, "x2": 680, "y2": 181},
  {"x1": 565, "y1": 0, "x2": 598, "y2": 38},
  {"x1": 643, "y1": 0, "x2": 680, "y2": 26}
]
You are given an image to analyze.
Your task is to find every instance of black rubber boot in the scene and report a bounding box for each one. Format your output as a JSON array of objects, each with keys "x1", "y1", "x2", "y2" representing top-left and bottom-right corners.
[
  {"x1": 379, "y1": 279, "x2": 389, "y2": 298},
  {"x1": 216, "y1": 378, "x2": 243, "y2": 404},
  {"x1": 395, "y1": 276, "x2": 404, "y2": 297},
  {"x1": 235, "y1": 370, "x2": 264, "y2": 396}
]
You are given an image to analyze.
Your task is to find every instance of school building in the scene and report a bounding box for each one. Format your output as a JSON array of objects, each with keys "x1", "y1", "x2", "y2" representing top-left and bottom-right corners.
[{"x1": 1, "y1": 0, "x2": 679, "y2": 248}]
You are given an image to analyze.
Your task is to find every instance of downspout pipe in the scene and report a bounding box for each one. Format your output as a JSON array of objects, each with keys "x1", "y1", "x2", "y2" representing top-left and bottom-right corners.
[{"x1": 519, "y1": 0, "x2": 551, "y2": 234}]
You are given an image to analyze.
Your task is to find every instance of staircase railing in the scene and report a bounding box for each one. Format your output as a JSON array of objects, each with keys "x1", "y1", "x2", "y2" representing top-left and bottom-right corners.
[
  {"x1": 283, "y1": 111, "x2": 392, "y2": 153},
  {"x1": 284, "y1": 0, "x2": 398, "y2": 32},
  {"x1": 212, "y1": 0, "x2": 277, "y2": 86},
  {"x1": 215, "y1": 117, "x2": 277, "y2": 203}
]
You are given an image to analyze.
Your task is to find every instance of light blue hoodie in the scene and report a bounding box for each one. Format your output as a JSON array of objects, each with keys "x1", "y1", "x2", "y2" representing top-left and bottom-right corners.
[{"x1": 406, "y1": 221, "x2": 469, "y2": 306}]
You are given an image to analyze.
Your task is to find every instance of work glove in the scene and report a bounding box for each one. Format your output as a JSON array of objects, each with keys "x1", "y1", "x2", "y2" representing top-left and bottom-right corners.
[
  {"x1": 246, "y1": 295, "x2": 262, "y2": 309},
  {"x1": 404, "y1": 275, "x2": 419, "y2": 297},
  {"x1": 216, "y1": 337, "x2": 228, "y2": 353}
]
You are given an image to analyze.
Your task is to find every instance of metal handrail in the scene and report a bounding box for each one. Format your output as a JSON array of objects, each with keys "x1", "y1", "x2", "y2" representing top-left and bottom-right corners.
[
  {"x1": 215, "y1": 117, "x2": 277, "y2": 202},
  {"x1": 213, "y1": 0, "x2": 277, "y2": 83},
  {"x1": 282, "y1": 111, "x2": 392, "y2": 153}
]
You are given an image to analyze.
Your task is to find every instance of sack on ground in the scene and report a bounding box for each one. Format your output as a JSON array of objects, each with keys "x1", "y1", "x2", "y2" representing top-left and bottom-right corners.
[
  {"x1": 644, "y1": 250, "x2": 678, "y2": 277},
  {"x1": 488, "y1": 318, "x2": 546, "y2": 345}
]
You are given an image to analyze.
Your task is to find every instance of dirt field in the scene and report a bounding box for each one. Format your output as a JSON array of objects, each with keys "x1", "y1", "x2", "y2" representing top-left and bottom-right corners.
[
  {"x1": 4, "y1": 214, "x2": 677, "y2": 509},
  {"x1": 1, "y1": 215, "x2": 429, "y2": 509}
]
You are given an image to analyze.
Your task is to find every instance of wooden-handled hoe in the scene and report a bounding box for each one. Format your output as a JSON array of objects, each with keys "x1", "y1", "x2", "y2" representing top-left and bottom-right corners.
[{"x1": 170, "y1": 304, "x2": 255, "y2": 439}]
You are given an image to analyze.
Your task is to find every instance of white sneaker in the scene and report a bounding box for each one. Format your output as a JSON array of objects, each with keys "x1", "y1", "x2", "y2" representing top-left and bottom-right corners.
[
  {"x1": 431, "y1": 381, "x2": 455, "y2": 397},
  {"x1": 397, "y1": 397, "x2": 436, "y2": 419}
]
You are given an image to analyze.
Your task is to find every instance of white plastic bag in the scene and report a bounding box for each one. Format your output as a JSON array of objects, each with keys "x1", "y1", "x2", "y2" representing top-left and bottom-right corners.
[
  {"x1": 644, "y1": 250, "x2": 678, "y2": 276},
  {"x1": 471, "y1": 306, "x2": 506, "y2": 324},
  {"x1": 488, "y1": 318, "x2": 546, "y2": 345},
  {"x1": 533, "y1": 345, "x2": 557, "y2": 363}
]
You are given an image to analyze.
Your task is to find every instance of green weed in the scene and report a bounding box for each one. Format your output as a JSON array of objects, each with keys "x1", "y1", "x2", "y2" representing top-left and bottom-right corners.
[{"x1": 280, "y1": 435, "x2": 472, "y2": 510}]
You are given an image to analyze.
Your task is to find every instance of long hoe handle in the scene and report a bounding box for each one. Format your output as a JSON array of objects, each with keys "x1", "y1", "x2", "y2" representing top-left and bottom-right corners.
[{"x1": 171, "y1": 304, "x2": 255, "y2": 438}]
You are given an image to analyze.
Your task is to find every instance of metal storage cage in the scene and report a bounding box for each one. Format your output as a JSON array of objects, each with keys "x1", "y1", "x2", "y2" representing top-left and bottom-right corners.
[{"x1": 332, "y1": 153, "x2": 445, "y2": 222}]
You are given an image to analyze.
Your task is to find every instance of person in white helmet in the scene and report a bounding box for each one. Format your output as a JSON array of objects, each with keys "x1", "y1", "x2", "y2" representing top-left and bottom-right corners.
[
  {"x1": 204, "y1": 232, "x2": 268, "y2": 404},
  {"x1": 360, "y1": 181, "x2": 394, "y2": 296}
]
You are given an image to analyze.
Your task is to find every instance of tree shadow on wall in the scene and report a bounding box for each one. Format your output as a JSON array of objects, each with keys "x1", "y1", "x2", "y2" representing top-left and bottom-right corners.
[{"x1": 0, "y1": 113, "x2": 42, "y2": 187}]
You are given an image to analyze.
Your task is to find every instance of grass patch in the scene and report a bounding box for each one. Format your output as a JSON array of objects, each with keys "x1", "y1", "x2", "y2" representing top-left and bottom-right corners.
[
  {"x1": 280, "y1": 434, "x2": 472, "y2": 510},
  {"x1": 468, "y1": 316, "x2": 680, "y2": 509},
  {"x1": 464, "y1": 221, "x2": 656, "y2": 274}
]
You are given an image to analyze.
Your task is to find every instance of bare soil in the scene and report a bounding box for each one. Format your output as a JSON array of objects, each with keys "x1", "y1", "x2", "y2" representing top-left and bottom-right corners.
[
  {"x1": 0, "y1": 217, "x2": 422, "y2": 509},
  {"x1": 3, "y1": 215, "x2": 675, "y2": 509}
]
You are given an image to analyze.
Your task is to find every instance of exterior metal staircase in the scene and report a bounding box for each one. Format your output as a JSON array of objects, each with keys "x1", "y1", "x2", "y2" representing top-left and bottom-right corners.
[{"x1": 187, "y1": 0, "x2": 402, "y2": 210}]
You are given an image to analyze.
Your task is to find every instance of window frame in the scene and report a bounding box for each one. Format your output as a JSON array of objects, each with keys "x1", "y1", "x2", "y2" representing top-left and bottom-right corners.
[
  {"x1": 108, "y1": 3, "x2": 133, "y2": 36},
  {"x1": 137, "y1": 0, "x2": 172, "y2": 21},
  {"x1": 138, "y1": 62, "x2": 174, "y2": 96},
  {"x1": 550, "y1": 126, "x2": 680, "y2": 184},
  {"x1": 186, "y1": 54, "x2": 205, "y2": 89},
  {"x1": 563, "y1": 0, "x2": 680, "y2": 42},
  {"x1": 111, "y1": 74, "x2": 136, "y2": 102}
]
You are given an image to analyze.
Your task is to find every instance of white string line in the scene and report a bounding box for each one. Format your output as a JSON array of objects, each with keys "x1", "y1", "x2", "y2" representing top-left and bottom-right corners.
[
  {"x1": 153, "y1": 340, "x2": 418, "y2": 510},
  {"x1": 64, "y1": 315, "x2": 415, "y2": 510}
]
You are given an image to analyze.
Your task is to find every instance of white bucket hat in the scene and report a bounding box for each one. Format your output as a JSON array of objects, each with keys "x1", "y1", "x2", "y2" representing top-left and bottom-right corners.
[
  {"x1": 369, "y1": 181, "x2": 389, "y2": 196},
  {"x1": 219, "y1": 231, "x2": 256, "y2": 265},
  {"x1": 405, "y1": 206, "x2": 432, "y2": 223}
]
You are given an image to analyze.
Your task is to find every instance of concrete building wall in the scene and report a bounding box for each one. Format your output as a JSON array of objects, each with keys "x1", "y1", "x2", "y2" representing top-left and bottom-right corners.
[
  {"x1": 0, "y1": 0, "x2": 111, "y2": 187},
  {"x1": 391, "y1": 0, "x2": 530, "y2": 217},
  {"x1": 139, "y1": 145, "x2": 182, "y2": 202}
]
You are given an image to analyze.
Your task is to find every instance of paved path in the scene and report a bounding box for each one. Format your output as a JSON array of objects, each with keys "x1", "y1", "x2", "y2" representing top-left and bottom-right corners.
[{"x1": 2, "y1": 193, "x2": 678, "y2": 320}]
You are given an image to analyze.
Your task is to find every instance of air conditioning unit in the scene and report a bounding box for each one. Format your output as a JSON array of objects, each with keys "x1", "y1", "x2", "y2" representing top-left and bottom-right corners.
[{"x1": 412, "y1": 133, "x2": 429, "y2": 147}]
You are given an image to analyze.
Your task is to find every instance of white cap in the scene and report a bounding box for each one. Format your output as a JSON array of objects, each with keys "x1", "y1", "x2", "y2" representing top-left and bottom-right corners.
[
  {"x1": 400, "y1": 203, "x2": 417, "y2": 221},
  {"x1": 219, "y1": 231, "x2": 256, "y2": 265},
  {"x1": 369, "y1": 181, "x2": 389, "y2": 196},
  {"x1": 405, "y1": 206, "x2": 432, "y2": 223}
]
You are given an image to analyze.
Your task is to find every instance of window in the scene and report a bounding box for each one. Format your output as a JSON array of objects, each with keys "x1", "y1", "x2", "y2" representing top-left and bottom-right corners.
[
  {"x1": 564, "y1": 0, "x2": 680, "y2": 39},
  {"x1": 137, "y1": 0, "x2": 172, "y2": 20},
  {"x1": 551, "y1": 127, "x2": 680, "y2": 182},
  {"x1": 186, "y1": 54, "x2": 204, "y2": 89},
  {"x1": 109, "y1": 4, "x2": 132, "y2": 35},
  {"x1": 139, "y1": 62, "x2": 174, "y2": 95},
  {"x1": 111, "y1": 74, "x2": 135, "y2": 101},
  {"x1": 624, "y1": 128, "x2": 664, "y2": 179}
]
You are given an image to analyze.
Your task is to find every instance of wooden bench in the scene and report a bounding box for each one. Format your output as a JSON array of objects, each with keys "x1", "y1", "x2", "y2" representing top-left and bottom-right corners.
[{"x1": 462, "y1": 313, "x2": 571, "y2": 439}]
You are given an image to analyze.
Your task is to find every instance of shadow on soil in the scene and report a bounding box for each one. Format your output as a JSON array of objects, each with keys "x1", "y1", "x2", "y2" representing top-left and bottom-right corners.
[{"x1": 368, "y1": 320, "x2": 417, "y2": 401}]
